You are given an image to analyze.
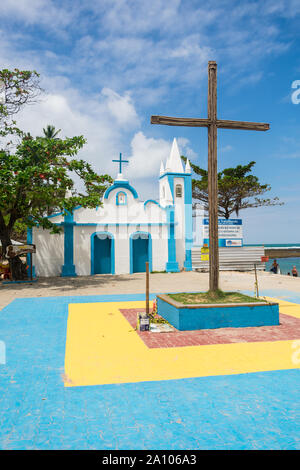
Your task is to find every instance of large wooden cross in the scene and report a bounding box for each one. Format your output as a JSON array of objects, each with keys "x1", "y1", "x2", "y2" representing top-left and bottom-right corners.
[{"x1": 151, "y1": 61, "x2": 269, "y2": 292}]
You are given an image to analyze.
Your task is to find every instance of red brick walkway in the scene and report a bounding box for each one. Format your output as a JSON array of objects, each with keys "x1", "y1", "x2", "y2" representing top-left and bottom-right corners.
[{"x1": 120, "y1": 308, "x2": 300, "y2": 348}]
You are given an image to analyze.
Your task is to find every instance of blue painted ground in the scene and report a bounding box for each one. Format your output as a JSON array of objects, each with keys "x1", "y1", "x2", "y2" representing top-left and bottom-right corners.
[
  {"x1": 243, "y1": 288, "x2": 300, "y2": 304},
  {"x1": 0, "y1": 293, "x2": 299, "y2": 450}
]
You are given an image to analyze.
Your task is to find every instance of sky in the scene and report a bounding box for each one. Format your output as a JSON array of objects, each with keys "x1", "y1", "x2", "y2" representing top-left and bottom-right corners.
[{"x1": 0, "y1": 0, "x2": 300, "y2": 244}]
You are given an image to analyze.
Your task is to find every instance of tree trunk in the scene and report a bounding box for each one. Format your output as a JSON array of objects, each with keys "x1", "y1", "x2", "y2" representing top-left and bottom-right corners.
[
  {"x1": 0, "y1": 211, "x2": 13, "y2": 258},
  {"x1": 0, "y1": 231, "x2": 12, "y2": 259}
]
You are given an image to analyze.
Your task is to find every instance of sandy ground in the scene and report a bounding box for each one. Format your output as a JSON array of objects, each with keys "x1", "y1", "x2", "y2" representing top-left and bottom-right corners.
[{"x1": 0, "y1": 270, "x2": 299, "y2": 310}]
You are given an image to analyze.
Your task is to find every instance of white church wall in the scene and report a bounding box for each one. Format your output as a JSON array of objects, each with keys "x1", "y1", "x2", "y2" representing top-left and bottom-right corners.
[
  {"x1": 115, "y1": 225, "x2": 130, "y2": 274},
  {"x1": 73, "y1": 225, "x2": 93, "y2": 276},
  {"x1": 33, "y1": 227, "x2": 64, "y2": 277},
  {"x1": 151, "y1": 225, "x2": 168, "y2": 271}
]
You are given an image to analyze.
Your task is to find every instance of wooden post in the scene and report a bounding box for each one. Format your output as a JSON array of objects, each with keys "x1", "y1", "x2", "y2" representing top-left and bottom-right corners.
[
  {"x1": 254, "y1": 264, "x2": 259, "y2": 298},
  {"x1": 207, "y1": 61, "x2": 219, "y2": 292},
  {"x1": 146, "y1": 261, "x2": 149, "y2": 314},
  {"x1": 150, "y1": 60, "x2": 269, "y2": 294}
]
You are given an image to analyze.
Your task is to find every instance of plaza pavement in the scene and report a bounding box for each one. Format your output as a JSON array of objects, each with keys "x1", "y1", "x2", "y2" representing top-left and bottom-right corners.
[
  {"x1": 1, "y1": 269, "x2": 300, "y2": 310},
  {"x1": 0, "y1": 272, "x2": 299, "y2": 449}
]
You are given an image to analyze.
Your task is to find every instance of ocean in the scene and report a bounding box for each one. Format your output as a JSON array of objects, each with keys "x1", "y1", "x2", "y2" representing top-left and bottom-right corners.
[{"x1": 245, "y1": 243, "x2": 300, "y2": 276}]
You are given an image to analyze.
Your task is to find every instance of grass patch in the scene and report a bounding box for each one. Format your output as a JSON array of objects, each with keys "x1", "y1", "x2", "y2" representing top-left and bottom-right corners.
[{"x1": 168, "y1": 290, "x2": 266, "y2": 305}]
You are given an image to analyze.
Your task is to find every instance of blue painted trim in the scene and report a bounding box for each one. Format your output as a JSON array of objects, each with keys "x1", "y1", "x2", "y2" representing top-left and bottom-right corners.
[
  {"x1": 90, "y1": 231, "x2": 115, "y2": 275},
  {"x1": 104, "y1": 181, "x2": 138, "y2": 199},
  {"x1": 184, "y1": 173, "x2": 193, "y2": 271},
  {"x1": 129, "y1": 231, "x2": 152, "y2": 274},
  {"x1": 46, "y1": 205, "x2": 82, "y2": 220},
  {"x1": 47, "y1": 211, "x2": 64, "y2": 219},
  {"x1": 143, "y1": 199, "x2": 167, "y2": 211},
  {"x1": 61, "y1": 211, "x2": 77, "y2": 277},
  {"x1": 71, "y1": 222, "x2": 175, "y2": 227},
  {"x1": 165, "y1": 205, "x2": 179, "y2": 272},
  {"x1": 116, "y1": 191, "x2": 127, "y2": 205},
  {"x1": 159, "y1": 172, "x2": 187, "y2": 179},
  {"x1": 26, "y1": 226, "x2": 36, "y2": 278}
]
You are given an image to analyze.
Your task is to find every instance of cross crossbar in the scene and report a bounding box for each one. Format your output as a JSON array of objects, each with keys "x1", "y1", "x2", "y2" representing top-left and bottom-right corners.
[
  {"x1": 151, "y1": 116, "x2": 269, "y2": 132},
  {"x1": 112, "y1": 152, "x2": 129, "y2": 174}
]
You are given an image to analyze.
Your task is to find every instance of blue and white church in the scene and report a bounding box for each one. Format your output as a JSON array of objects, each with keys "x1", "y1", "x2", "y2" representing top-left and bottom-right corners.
[{"x1": 30, "y1": 138, "x2": 200, "y2": 277}]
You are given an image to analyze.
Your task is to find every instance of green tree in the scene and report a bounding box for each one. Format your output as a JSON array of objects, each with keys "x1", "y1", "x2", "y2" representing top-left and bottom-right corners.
[
  {"x1": 0, "y1": 68, "x2": 42, "y2": 135},
  {"x1": 182, "y1": 158, "x2": 283, "y2": 219},
  {"x1": 0, "y1": 69, "x2": 113, "y2": 255},
  {"x1": 43, "y1": 125, "x2": 61, "y2": 138},
  {"x1": 0, "y1": 133, "x2": 112, "y2": 254}
]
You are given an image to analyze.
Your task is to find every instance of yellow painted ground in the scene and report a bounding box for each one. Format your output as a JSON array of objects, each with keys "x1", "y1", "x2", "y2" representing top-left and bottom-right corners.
[
  {"x1": 264, "y1": 297, "x2": 300, "y2": 318},
  {"x1": 64, "y1": 298, "x2": 300, "y2": 387}
]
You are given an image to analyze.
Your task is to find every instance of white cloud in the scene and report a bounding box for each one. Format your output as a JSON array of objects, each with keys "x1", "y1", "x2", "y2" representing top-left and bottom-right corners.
[
  {"x1": 126, "y1": 133, "x2": 197, "y2": 180},
  {"x1": 15, "y1": 85, "x2": 141, "y2": 179},
  {"x1": 126, "y1": 132, "x2": 172, "y2": 179},
  {"x1": 100, "y1": 88, "x2": 140, "y2": 129},
  {"x1": 0, "y1": 0, "x2": 74, "y2": 29},
  {"x1": 220, "y1": 145, "x2": 233, "y2": 153}
]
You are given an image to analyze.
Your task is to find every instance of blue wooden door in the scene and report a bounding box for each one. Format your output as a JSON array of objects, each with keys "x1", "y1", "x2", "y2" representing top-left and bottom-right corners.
[
  {"x1": 132, "y1": 236, "x2": 149, "y2": 273},
  {"x1": 94, "y1": 236, "x2": 112, "y2": 274}
]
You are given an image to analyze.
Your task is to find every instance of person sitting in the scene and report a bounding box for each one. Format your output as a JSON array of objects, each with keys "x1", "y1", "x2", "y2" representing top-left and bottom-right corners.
[
  {"x1": 292, "y1": 266, "x2": 298, "y2": 277},
  {"x1": 0, "y1": 260, "x2": 11, "y2": 280},
  {"x1": 270, "y1": 259, "x2": 279, "y2": 274},
  {"x1": 6, "y1": 246, "x2": 28, "y2": 281}
]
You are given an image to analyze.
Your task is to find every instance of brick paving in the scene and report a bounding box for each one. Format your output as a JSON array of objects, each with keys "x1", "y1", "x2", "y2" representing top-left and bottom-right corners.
[{"x1": 120, "y1": 308, "x2": 300, "y2": 348}]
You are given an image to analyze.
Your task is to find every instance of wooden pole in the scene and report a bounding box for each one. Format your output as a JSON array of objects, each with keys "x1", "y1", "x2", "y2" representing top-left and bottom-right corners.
[
  {"x1": 146, "y1": 261, "x2": 149, "y2": 314},
  {"x1": 207, "y1": 61, "x2": 219, "y2": 292},
  {"x1": 254, "y1": 264, "x2": 259, "y2": 298}
]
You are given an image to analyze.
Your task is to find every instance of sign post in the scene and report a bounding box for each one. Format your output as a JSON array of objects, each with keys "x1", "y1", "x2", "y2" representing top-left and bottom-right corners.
[
  {"x1": 201, "y1": 245, "x2": 209, "y2": 261},
  {"x1": 146, "y1": 261, "x2": 149, "y2": 315}
]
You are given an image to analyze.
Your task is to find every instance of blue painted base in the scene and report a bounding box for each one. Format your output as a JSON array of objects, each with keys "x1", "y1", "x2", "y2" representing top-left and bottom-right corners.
[
  {"x1": 165, "y1": 261, "x2": 180, "y2": 272},
  {"x1": 2, "y1": 278, "x2": 38, "y2": 284},
  {"x1": 157, "y1": 295, "x2": 280, "y2": 330},
  {"x1": 61, "y1": 265, "x2": 77, "y2": 277},
  {"x1": 183, "y1": 261, "x2": 193, "y2": 271}
]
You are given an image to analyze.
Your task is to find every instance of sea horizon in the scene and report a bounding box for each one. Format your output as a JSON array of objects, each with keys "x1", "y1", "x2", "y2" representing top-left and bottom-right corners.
[{"x1": 245, "y1": 243, "x2": 300, "y2": 248}]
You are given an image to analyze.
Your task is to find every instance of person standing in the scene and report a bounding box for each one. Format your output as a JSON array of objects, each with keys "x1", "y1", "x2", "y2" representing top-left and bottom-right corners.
[{"x1": 270, "y1": 259, "x2": 279, "y2": 274}]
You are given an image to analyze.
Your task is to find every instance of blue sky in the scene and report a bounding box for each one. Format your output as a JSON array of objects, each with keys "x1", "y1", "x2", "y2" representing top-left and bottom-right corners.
[{"x1": 0, "y1": 0, "x2": 300, "y2": 243}]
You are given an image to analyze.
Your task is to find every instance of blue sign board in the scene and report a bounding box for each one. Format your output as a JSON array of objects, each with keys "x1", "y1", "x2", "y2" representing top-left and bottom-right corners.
[{"x1": 203, "y1": 218, "x2": 243, "y2": 247}]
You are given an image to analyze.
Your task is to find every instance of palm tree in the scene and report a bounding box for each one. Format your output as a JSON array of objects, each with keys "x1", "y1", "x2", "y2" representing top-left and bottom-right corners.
[{"x1": 43, "y1": 125, "x2": 61, "y2": 139}]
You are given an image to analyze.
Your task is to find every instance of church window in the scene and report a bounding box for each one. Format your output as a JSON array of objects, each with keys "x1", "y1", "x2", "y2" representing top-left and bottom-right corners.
[
  {"x1": 117, "y1": 191, "x2": 127, "y2": 205},
  {"x1": 175, "y1": 184, "x2": 182, "y2": 198}
]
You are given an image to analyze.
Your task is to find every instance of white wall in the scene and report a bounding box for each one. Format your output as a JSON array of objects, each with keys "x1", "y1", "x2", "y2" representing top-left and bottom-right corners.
[
  {"x1": 193, "y1": 203, "x2": 205, "y2": 246},
  {"x1": 33, "y1": 226, "x2": 64, "y2": 277}
]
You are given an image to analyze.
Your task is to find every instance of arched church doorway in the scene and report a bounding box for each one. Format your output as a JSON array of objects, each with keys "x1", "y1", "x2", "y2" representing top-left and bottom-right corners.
[
  {"x1": 91, "y1": 232, "x2": 115, "y2": 274},
  {"x1": 130, "y1": 232, "x2": 151, "y2": 273}
]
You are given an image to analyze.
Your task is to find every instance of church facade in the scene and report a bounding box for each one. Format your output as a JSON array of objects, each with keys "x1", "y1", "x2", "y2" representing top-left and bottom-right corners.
[{"x1": 29, "y1": 139, "x2": 199, "y2": 277}]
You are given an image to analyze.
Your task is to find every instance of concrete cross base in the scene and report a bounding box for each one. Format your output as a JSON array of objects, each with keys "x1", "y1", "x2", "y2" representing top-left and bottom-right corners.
[
  {"x1": 157, "y1": 294, "x2": 280, "y2": 330},
  {"x1": 61, "y1": 265, "x2": 77, "y2": 277}
]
